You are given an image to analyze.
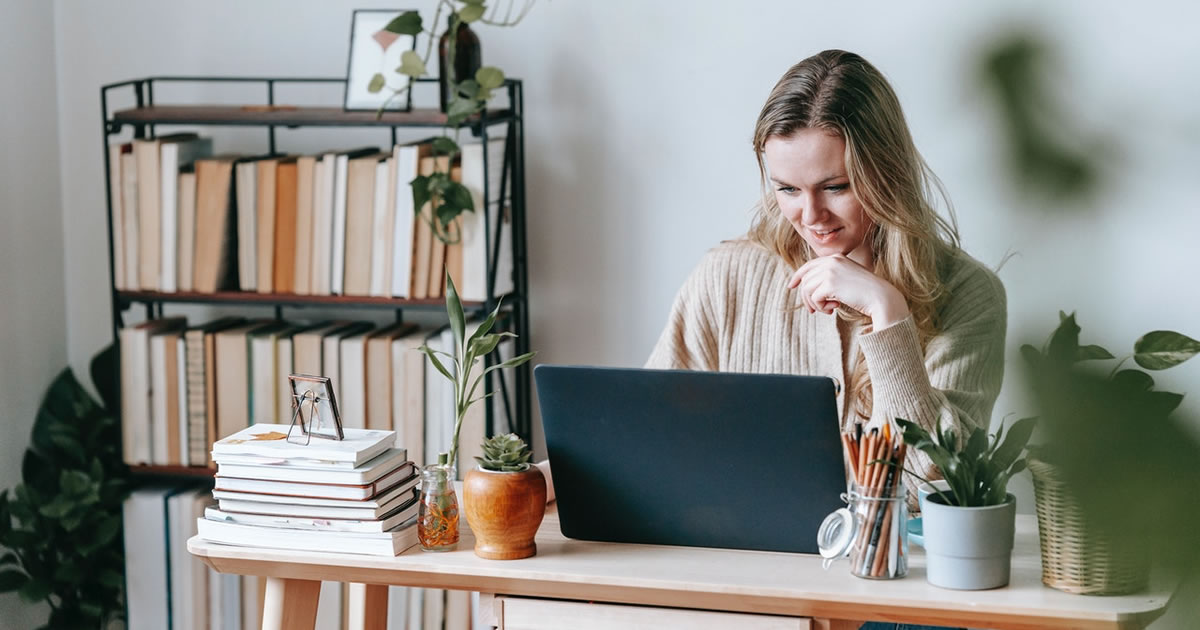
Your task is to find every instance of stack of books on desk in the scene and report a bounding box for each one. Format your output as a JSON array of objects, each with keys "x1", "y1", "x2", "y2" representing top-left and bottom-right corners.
[{"x1": 196, "y1": 424, "x2": 421, "y2": 556}]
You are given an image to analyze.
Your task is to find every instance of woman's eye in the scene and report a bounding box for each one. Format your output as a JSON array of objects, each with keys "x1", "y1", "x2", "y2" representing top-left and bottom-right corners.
[
  {"x1": 825, "y1": 184, "x2": 848, "y2": 193},
  {"x1": 776, "y1": 186, "x2": 796, "y2": 194}
]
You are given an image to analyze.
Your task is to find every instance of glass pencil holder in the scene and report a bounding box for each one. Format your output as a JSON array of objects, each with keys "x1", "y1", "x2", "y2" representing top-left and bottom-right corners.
[
  {"x1": 417, "y1": 462, "x2": 460, "y2": 552},
  {"x1": 818, "y1": 481, "x2": 908, "y2": 580}
]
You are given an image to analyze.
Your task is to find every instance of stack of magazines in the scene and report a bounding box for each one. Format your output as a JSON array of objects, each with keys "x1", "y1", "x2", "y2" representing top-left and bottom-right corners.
[{"x1": 196, "y1": 424, "x2": 421, "y2": 556}]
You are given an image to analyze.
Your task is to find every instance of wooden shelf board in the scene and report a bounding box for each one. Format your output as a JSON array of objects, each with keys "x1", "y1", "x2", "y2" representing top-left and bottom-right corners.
[
  {"x1": 130, "y1": 464, "x2": 216, "y2": 477},
  {"x1": 110, "y1": 105, "x2": 515, "y2": 128},
  {"x1": 116, "y1": 290, "x2": 502, "y2": 310}
]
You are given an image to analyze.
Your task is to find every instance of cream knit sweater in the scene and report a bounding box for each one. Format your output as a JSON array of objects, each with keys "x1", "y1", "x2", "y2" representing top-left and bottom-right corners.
[{"x1": 645, "y1": 239, "x2": 1007, "y2": 506}]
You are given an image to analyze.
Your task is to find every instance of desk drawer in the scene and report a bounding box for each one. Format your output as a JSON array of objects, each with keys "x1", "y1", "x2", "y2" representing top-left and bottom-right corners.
[{"x1": 495, "y1": 596, "x2": 811, "y2": 630}]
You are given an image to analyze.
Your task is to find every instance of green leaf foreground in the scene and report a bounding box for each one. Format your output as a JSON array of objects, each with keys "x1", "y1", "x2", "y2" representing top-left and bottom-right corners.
[
  {"x1": 1133, "y1": 330, "x2": 1200, "y2": 370},
  {"x1": 384, "y1": 11, "x2": 423, "y2": 36},
  {"x1": 897, "y1": 416, "x2": 1034, "y2": 508},
  {"x1": 367, "y1": 73, "x2": 386, "y2": 94},
  {"x1": 426, "y1": 273, "x2": 536, "y2": 468}
]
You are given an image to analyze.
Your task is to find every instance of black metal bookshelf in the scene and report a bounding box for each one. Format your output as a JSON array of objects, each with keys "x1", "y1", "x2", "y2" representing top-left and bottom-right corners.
[{"x1": 101, "y1": 76, "x2": 532, "y2": 476}]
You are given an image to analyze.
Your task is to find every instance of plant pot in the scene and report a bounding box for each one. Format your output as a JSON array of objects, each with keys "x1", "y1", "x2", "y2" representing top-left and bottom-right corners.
[
  {"x1": 921, "y1": 493, "x2": 1016, "y2": 590},
  {"x1": 1028, "y1": 457, "x2": 1149, "y2": 594},
  {"x1": 463, "y1": 465, "x2": 546, "y2": 560}
]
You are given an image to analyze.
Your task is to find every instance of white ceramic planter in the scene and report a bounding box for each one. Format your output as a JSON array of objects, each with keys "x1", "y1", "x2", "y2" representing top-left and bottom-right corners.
[{"x1": 921, "y1": 493, "x2": 1016, "y2": 590}]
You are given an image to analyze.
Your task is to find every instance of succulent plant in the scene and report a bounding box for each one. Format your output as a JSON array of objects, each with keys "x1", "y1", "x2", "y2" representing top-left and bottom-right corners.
[{"x1": 475, "y1": 433, "x2": 532, "y2": 472}]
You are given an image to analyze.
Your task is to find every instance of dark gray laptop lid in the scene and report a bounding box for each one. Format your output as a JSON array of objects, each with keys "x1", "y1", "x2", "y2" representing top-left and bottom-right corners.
[{"x1": 536, "y1": 365, "x2": 845, "y2": 554}]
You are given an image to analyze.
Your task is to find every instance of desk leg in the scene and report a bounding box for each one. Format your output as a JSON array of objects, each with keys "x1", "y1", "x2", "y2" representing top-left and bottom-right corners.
[
  {"x1": 261, "y1": 577, "x2": 321, "y2": 630},
  {"x1": 346, "y1": 582, "x2": 389, "y2": 630}
]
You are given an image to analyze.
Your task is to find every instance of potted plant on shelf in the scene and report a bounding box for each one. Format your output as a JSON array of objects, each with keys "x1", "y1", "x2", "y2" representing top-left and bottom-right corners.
[
  {"x1": 897, "y1": 415, "x2": 1035, "y2": 590},
  {"x1": 1020, "y1": 311, "x2": 1199, "y2": 594},
  {"x1": 462, "y1": 432, "x2": 546, "y2": 559},
  {"x1": 416, "y1": 272, "x2": 535, "y2": 552}
]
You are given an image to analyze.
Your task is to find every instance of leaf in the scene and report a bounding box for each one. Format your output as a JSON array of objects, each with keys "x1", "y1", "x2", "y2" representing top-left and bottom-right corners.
[
  {"x1": 384, "y1": 11, "x2": 423, "y2": 36},
  {"x1": 458, "y1": 5, "x2": 486, "y2": 22},
  {"x1": 475, "y1": 66, "x2": 505, "y2": 90},
  {"x1": 445, "y1": 181, "x2": 475, "y2": 213},
  {"x1": 1046, "y1": 311, "x2": 1081, "y2": 364},
  {"x1": 0, "y1": 570, "x2": 27, "y2": 593},
  {"x1": 98, "y1": 569, "x2": 123, "y2": 589},
  {"x1": 991, "y1": 416, "x2": 1036, "y2": 474},
  {"x1": 432, "y1": 136, "x2": 460, "y2": 157},
  {"x1": 468, "y1": 307, "x2": 500, "y2": 348},
  {"x1": 410, "y1": 174, "x2": 432, "y2": 215},
  {"x1": 482, "y1": 351, "x2": 536, "y2": 375},
  {"x1": 367, "y1": 73, "x2": 386, "y2": 94},
  {"x1": 397, "y1": 50, "x2": 427, "y2": 77},
  {"x1": 0, "y1": 553, "x2": 17, "y2": 567},
  {"x1": 418, "y1": 345, "x2": 454, "y2": 382},
  {"x1": 446, "y1": 96, "x2": 481, "y2": 125},
  {"x1": 1019, "y1": 343, "x2": 1042, "y2": 367},
  {"x1": 445, "y1": 272, "x2": 466, "y2": 359},
  {"x1": 1112, "y1": 369, "x2": 1154, "y2": 392},
  {"x1": 456, "y1": 79, "x2": 480, "y2": 99},
  {"x1": 18, "y1": 578, "x2": 50, "y2": 603},
  {"x1": 1133, "y1": 330, "x2": 1200, "y2": 370},
  {"x1": 1145, "y1": 391, "x2": 1184, "y2": 417},
  {"x1": 1076, "y1": 344, "x2": 1115, "y2": 361},
  {"x1": 468, "y1": 333, "x2": 503, "y2": 359}
]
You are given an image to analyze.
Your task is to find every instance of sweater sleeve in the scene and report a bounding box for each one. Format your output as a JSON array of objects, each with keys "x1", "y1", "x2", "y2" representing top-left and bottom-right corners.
[
  {"x1": 644, "y1": 254, "x2": 724, "y2": 371},
  {"x1": 858, "y1": 260, "x2": 1007, "y2": 499}
]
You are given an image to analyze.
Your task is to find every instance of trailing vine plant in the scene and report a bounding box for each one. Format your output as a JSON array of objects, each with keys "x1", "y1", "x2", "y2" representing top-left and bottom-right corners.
[{"x1": 369, "y1": 0, "x2": 535, "y2": 244}]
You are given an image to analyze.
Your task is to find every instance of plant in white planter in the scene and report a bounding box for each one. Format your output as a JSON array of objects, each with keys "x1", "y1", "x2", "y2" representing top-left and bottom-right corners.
[
  {"x1": 463, "y1": 432, "x2": 546, "y2": 559},
  {"x1": 897, "y1": 416, "x2": 1036, "y2": 590}
]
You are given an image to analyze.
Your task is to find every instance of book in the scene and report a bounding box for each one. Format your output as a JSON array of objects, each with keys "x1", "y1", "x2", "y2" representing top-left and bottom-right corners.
[
  {"x1": 124, "y1": 486, "x2": 174, "y2": 630},
  {"x1": 331, "y1": 147, "x2": 380, "y2": 295},
  {"x1": 423, "y1": 326, "x2": 454, "y2": 465},
  {"x1": 366, "y1": 322, "x2": 417, "y2": 431},
  {"x1": 391, "y1": 327, "x2": 428, "y2": 468},
  {"x1": 214, "y1": 447, "x2": 409, "y2": 483},
  {"x1": 196, "y1": 515, "x2": 419, "y2": 556},
  {"x1": 248, "y1": 322, "x2": 291, "y2": 426},
  {"x1": 215, "y1": 321, "x2": 276, "y2": 442},
  {"x1": 339, "y1": 328, "x2": 371, "y2": 430},
  {"x1": 256, "y1": 156, "x2": 282, "y2": 294},
  {"x1": 214, "y1": 476, "x2": 417, "y2": 517},
  {"x1": 169, "y1": 487, "x2": 213, "y2": 630},
  {"x1": 460, "y1": 137, "x2": 514, "y2": 302},
  {"x1": 176, "y1": 336, "x2": 190, "y2": 466},
  {"x1": 120, "y1": 150, "x2": 140, "y2": 290},
  {"x1": 235, "y1": 158, "x2": 258, "y2": 291},
  {"x1": 423, "y1": 155, "x2": 453, "y2": 299},
  {"x1": 444, "y1": 165, "x2": 465, "y2": 296},
  {"x1": 193, "y1": 156, "x2": 240, "y2": 293},
  {"x1": 149, "y1": 328, "x2": 183, "y2": 465},
  {"x1": 212, "y1": 423, "x2": 396, "y2": 466},
  {"x1": 310, "y1": 151, "x2": 336, "y2": 295},
  {"x1": 343, "y1": 152, "x2": 387, "y2": 296},
  {"x1": 120, "y1": 317, "x2": 186, "y2": 466},
  {"x1": 390, "y1": 141, "x2": 432, "y2": 298},
  {"x1": 176, "y1": 166, "x2": 198, "y2": 292},
  {"x1": 274, "y1": 157, "x2": 299, "y2": 293},
  {"x1": 214, "y1": 461, "x2": 415, "y2": 501},
  {"x1": 161, "y1": 136, "x2": 213, "y2": 292},
  {"x1": 184, "y1": 317, "x2": 245, "y2": 466},
  {"x1": 107, "y1": 142, "x2": 130, "y2": 290},
  {"x1": 292, "y1": 155, "x2": 317, "y2": 295},
  {"x1": 323, "y1": 322, "x2": 374, "y2": 408},
  {"x1": 370, "y1": 155, "x2": 397, "y2": 297},
  {"x1": 290, "y1": 320, "x2": 345, "y2": 376},
  {"x1": 203, "y1": 497, "x2": 418, "y2": 534}
]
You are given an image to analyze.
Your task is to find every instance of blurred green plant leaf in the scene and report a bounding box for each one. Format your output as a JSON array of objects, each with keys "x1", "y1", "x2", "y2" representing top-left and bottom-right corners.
[
  {"x1": 459, "y1": 5, "x2": 486, "y2": 23},
  {"x1": 384, "y1": 11, "x2": 423, "y2": 36},
  {"x1": 432, "y1": 136, "x2": 460, "y2": 157},
  {"x1": 367, "y1": 73, "x2": 386, "y2": 94},
  {"x1": 1133, "y1": 331, "x2": 1200, "y2": 370},
  {"x1": 475, "y1": 66, "x2": 505, "y2": 90},
  {"x1": 1076, "y1": 344, "x2": 1114, "y2": 361},
  {"x1": 397, "y1": 50, "x2": 427, "y2": 77},
  {"x1": 1112, "y1": 369, "x2": 1154, "y2": 392}
]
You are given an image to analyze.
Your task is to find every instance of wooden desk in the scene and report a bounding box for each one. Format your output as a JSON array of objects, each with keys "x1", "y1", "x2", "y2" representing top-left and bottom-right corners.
[{"x1": 189, "y1": 507, "x2": 1172, "y2": 630}]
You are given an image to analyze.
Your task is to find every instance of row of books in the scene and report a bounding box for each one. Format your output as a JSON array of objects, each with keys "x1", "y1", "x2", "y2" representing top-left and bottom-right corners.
[
  {"x1": 119, "y1": 316, "x2": 506, "y2": 472},
  {"x1": 107, "y1": 133, "x2": 512, "y2": 301},
  {"x1": 124, "y1": 482, "x2": 481, "y2": 629}
]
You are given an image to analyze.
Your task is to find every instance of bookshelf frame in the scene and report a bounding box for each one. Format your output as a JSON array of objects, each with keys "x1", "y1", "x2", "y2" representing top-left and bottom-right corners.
[{"x1": 100, "y1": 76, "x2": 532, "y2": 476}]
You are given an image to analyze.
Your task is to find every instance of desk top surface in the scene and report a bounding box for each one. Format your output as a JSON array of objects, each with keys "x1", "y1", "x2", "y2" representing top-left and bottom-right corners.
[{"x1": 189, "y1": 506, "x2": 1173, "y2": 629}]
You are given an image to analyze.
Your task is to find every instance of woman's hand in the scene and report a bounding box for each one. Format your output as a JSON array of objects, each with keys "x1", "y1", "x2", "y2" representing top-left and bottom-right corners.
[{"x1": 787, "y1": 255, "x2": 910, "y2": 328}]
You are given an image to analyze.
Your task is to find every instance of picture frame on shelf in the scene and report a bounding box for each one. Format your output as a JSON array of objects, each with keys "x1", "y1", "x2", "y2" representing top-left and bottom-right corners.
[
  {"x1": 287, "y1": 373, "x2": 344, "y2": 442},
  {"x1": 343, "y1": 8, "x2": 418, "y2": 112}
]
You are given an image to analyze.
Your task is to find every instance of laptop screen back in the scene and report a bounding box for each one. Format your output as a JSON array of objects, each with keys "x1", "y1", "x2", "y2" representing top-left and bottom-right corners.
[{"x1": 536, "y1": 365, "x2": 846, "y2": 554}]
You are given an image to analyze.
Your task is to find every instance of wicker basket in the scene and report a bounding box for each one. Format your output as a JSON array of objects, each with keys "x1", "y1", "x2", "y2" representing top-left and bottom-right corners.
[{"x1": 1028, "y1": 457, "x2": 1149, "y2": 595}]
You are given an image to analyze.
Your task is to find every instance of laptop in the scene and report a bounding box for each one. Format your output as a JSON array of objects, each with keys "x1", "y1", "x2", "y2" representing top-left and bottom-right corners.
[{"x1": 535, "y1": 365, "x2": 845, "y2": 554}]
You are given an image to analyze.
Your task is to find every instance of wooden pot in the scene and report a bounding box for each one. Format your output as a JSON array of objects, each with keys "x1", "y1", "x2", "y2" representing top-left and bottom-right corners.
[{"x1": 463, "y1": 466, "x2": 546, "y2": 560}]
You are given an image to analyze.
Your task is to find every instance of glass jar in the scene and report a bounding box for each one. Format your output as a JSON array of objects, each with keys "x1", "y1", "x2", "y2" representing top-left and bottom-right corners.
[
  {"x1": 438, "y1": 13, "x2": 482, "y2": 113},
  {"x1": 818, "y1": 480, "x2": 908, "y2": 579},
  {"x1": 418, "y1": 457, "x2": 459, "y2": 552}
]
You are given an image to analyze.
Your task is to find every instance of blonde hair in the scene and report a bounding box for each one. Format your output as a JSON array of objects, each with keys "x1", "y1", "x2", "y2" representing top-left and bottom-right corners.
[{"x1": 748, "y1": 50, "x2": 960, "y2": 422}]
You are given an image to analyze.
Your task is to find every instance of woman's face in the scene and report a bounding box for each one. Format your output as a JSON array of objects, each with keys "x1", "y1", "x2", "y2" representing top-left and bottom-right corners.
[{"x1": 764, "y1": 128, "x2": 874, "y2": 267}]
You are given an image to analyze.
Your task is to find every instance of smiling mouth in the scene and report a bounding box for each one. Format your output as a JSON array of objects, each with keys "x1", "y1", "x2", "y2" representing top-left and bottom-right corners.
[{"x1": 810, "y1": 227, "x2": 843, "y2": 241}]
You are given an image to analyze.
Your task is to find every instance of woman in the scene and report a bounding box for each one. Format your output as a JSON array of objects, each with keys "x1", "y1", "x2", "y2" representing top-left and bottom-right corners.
[{"x1": 646, "y1": 50, "x2": 1007, "y2": 518}]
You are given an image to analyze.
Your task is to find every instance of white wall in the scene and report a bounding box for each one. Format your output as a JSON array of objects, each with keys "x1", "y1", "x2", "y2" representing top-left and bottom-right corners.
[
  {"x1": 0, "y1": 0, "x2": 66, "y2": 626},
  {"x1": 45, "y1": 1, "x2": 1200, "y2": 626}
]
